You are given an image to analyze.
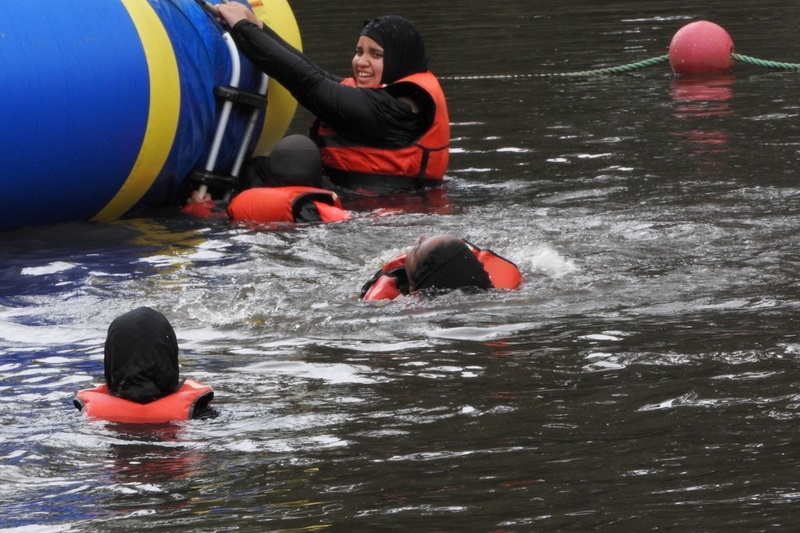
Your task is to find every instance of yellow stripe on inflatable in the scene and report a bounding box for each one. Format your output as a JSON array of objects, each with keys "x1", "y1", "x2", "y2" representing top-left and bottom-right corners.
[
  {"x1": 93, "y1": 0, "x2": 181, "y2": 222},
  {"x1": 248, "y1": 0, "x2": 301, "y2": 156}
]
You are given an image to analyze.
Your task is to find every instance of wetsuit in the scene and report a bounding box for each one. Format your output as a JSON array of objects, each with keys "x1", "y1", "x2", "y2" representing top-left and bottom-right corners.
[
  {"x1": 227, "y1": 20, "x2": 446, "y2": 191},
  {"x1": 76, "y1": 307, "x2": 216, "y2": 423},
  {"x1": 312, "y1": 73, "x2": 450, "y2": 191}
]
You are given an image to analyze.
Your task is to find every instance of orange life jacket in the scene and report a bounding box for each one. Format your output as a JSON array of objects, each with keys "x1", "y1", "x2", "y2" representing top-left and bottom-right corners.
[
  {"x1": 313, "y1": 72, "x2": 450, "y2": 190},
  {"x1": 227, "y1": 186, "x2": 349, "y2": 223},
  {"x1": 74, "y1": 379, "x2": 214, "y2": 424},
  {"x1": 361, "y1": 243, "x2": 522, "y2": 301}
]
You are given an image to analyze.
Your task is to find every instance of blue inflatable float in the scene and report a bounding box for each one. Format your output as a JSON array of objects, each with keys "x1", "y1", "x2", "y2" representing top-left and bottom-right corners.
[{"x1": 0, "y1": 0, "x2": 300, "y2": 231}]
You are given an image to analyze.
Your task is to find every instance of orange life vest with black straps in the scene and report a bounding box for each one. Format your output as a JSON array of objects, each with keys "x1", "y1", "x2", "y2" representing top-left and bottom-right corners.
[
  {"x1": 360, "y1": 243, "x2": 522, "y2": 301},
  {"x1": 227, "y1": 186, "x2": 348, "y2": 223},
  {"x1": 313, "y1": 72, "x2": 450, "y2": 190},
  {"x1": 74, "y1": 379, "x2": 214, "y2": 424}
]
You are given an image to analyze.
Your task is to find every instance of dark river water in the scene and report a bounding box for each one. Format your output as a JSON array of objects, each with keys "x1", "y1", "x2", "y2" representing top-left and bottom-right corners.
[{"x1": 2, "y1": 0, "x2": 800, "y2": 531}]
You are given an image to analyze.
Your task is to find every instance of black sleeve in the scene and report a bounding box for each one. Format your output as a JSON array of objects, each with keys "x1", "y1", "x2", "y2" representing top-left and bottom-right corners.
[
  {"x1": 190, "y1": 390, "x2": 217, "y2": 419},
  {"x1": 359, "y1": 266, "x2": 410, "y2": 299},
  {"x1": 293, "y1": 199, "x2": 322, "y2": 223},
  {"x1": 229, "y1": 22, "x2": 429, "y2": 147},
  {"x1": 73, "y1": 397, "x2": 84, "y2": 412}
]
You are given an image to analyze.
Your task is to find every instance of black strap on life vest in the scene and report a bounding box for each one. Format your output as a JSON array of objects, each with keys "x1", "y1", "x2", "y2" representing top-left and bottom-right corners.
[{"x1": 359, "y1": 265, "x2": 410, "y2": 299}]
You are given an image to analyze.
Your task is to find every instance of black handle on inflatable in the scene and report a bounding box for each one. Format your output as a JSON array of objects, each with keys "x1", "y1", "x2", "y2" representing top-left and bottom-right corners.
[{"x1": 197, "y1": 0, "x2": 221, "y2": 17}]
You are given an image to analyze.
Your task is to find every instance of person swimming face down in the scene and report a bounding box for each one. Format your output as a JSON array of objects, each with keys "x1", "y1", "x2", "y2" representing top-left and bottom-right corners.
[
  {"x1": 103, "y1": 307, "x2": 181, "y2": 404},
  {"x1": 353, "y1": 15, "x2": 429, "y2": 88},
  {"x1": 404, "y1": 234, "x2": 492, "y2": 294}
]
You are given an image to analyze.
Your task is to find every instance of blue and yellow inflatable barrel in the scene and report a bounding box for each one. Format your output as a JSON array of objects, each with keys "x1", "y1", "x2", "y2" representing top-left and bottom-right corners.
[{"x1": 0, "y1": 0, "x2": 300, "y2": 231}]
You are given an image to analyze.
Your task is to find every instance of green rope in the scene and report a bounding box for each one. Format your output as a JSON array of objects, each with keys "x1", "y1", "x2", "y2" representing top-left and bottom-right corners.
[
  {"x1": 731, "y1": 53, "x2": 800, "y2": 70},
  {"x1": 441, "y1": 52, "x2": 800, "y2": 81},
  {"x1": 442, "y1": 55, "x2": 669, "y2": 81},
  {"x1": 542, "y1": 54, "x2": 670, "y2": 77}
]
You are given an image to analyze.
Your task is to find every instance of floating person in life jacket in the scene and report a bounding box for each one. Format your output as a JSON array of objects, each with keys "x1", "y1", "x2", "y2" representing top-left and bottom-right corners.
[
  {"x1": 74, "y1": 307, "x2": 215, "y2": 424},
  {"x1": 360, "y1": 234, "x2": 523, "y2": 301},
  {"x1": 182, "y1": 134, "x2": 351, "y2": 224},
  {"x1": 215, "y1": 4, "x2": 449, "y2": 195}
]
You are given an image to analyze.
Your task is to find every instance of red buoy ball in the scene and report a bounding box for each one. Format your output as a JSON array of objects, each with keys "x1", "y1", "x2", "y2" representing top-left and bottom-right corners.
[{"x1": 669, "y1": 21, "x2": 734, "y2": 75}]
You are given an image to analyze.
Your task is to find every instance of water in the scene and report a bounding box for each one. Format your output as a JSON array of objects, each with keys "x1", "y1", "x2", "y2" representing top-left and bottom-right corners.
[{"x1": 2, "y1": 0, "x2": 800, "y2": 531}]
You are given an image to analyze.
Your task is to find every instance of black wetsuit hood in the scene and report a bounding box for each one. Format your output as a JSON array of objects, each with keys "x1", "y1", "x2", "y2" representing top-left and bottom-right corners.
[
  {"x1": 104, "y1": 307, "x2": 180, "y2": 404},
  {"x1": 409, "y1": 239, "x2": 492, "y2": 294},
  {"x1": 360, "y1": 15, "x2": 429, "y2": 85}
]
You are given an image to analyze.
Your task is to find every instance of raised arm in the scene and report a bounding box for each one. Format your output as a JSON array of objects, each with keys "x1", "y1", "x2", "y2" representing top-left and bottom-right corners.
[{"x1": 226, "y1": 20, "x2": 426, "y2": 146}]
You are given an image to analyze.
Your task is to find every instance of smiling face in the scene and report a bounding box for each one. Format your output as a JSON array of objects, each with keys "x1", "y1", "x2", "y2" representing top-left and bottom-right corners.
[{"x1": 352, "y1": 35, "x2": 385, "y2": 88}]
